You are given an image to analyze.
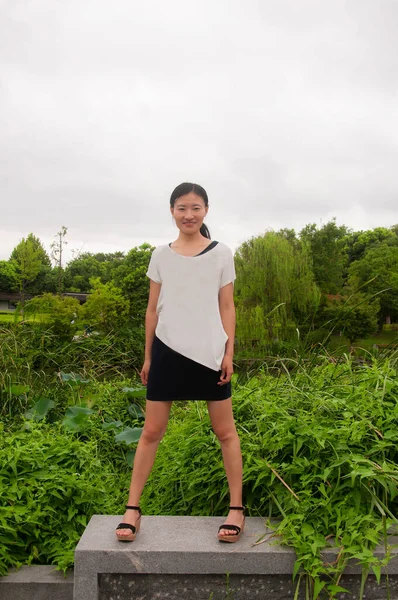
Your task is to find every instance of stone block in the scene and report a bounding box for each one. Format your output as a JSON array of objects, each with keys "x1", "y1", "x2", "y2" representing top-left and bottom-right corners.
[
  {"x1": 0, "y1": 565, "x2": 73, "y2": 600},
  {"x1": 73, "y1": 515, "x2": 398, "y2": 600}
]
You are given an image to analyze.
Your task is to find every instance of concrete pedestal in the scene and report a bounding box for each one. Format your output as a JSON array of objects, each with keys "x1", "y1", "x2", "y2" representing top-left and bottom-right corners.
[{"x1": 73, "y1": 515, "x2": 398, "y2": 600}]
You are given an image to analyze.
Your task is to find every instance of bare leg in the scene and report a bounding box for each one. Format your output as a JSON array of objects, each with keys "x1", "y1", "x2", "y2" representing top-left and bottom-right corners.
[
  {"x1": 207, "y1": 398, "x2": 244, "y2": 536},
  {"x1": 116, "y1": 400, "x2": 173, "y2": 538}
]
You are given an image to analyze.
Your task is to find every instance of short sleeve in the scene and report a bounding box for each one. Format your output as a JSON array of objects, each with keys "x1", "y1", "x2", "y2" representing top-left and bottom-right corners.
[
  {"x1": 220, "y1": 247, "x2": 236, "y2": 288},
  {"x1": 146, "y1": 249, "x2": 162, "y2": 283}
]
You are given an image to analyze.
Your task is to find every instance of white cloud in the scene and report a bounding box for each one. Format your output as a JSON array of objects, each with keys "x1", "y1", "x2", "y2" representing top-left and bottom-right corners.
[{"x1": 1, "y1": 0, "x2": 397, "y2": 262}]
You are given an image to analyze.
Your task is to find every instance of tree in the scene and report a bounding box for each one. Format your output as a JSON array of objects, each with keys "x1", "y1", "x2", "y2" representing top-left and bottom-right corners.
[
  {"x1": 10, "y1": 233, "x2": 53, "y2": 295},
  {"x1": 80, "y1": 279, "x2": 130, "y2": 333},
  {"x1": 348, "y1": 244, "x2": 398, "y2": 325},
  {"x1": 10, "y1": 236, "x2": 42, "y2": 309},
  {"x1": 112, "y1": 243, "x2": 154, "y2": 321},
  {"x1": 300, "y1": 220, "x2": 349, "y2": 293},
  {"x1": 343, "y1": 226, "x2": 398, "y2": 266},
  {"x1": 64, "y1": 251, "x2": 126, "y2": 292},
  {"x1": 65, "y1": 254, "x2": 105, "y2": 292},
  {"x1": 234, "y1": 232, "x2": 320, "y2": 348},
  {"x1": 0, "y1": 261, "x2": 19, "y2": 292},
  {"x1": 323, "y1": 291, "x2": 379, "y2": 345}
]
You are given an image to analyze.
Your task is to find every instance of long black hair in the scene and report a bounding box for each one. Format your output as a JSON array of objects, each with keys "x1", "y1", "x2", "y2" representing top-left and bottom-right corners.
[{"x1": 170, "y1": 182, "x2": 211, "y2": 239}]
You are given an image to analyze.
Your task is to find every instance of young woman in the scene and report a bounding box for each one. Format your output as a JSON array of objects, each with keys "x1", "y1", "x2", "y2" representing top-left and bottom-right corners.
[{"x1": 115, "y1": 182, "x2": 244, "y2": 543}]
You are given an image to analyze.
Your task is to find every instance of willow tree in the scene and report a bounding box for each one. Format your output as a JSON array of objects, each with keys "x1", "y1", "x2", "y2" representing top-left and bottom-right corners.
[{"x1": 234, "y1": 232, "x2": 320, "y2": 350}]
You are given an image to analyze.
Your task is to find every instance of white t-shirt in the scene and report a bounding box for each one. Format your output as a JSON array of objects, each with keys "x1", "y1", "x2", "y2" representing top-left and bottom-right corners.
[{"x1": 146, "y1": 241, "x2": 236, "y2": 371}]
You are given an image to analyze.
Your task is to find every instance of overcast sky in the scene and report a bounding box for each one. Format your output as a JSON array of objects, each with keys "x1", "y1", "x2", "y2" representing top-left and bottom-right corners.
[{"x1": 1, "y1": 0, "x2": 397, "y2": 264}]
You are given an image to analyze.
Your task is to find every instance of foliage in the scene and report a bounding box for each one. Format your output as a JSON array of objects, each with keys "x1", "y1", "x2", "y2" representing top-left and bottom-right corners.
[
  {"x1": 0, "y1": 422, "x2": 131, "y2": 576},
  {"x1": 348, "y1": 244, "x2": 398, "y2": 324},
  {"x1": 300, "y1": 220, "x2": 349, "y2": 293},
  {"x1": 0, "y1": 260, "x2": 19, "y2": 292},
  {"x1": 112, "y1": 243, "x2": 154, "y2": 322},
  {"x1": 9, "y1": 233, "x2": 52, "y2": 296},
  {"x1": 10, "y1": 236, "x2": 43, "y2": 304},
  {"x1": 80, "y1": 278, "x2": 130, "y2": 332},
  {"x1": 322, "y1": 291, "x2": 380, "y2": 344},
  {"x1": 234, "y1": 231, "x2": 320, "y2": 346},
  {"x1": 2, "y1": 315, "x2": 398, "y2": 597},
  {"x1": 343, "y1": 226, "x2": 398, "y2": 265},
  {"x1": 0, "y1": 324, "x2": 144, "y2": 419},
  {"x1": 24, "y1": 293, "x2": 81, "y2": 340},
  {"x1": 142, "y1": 351, "x2": 398, "y2": 598},
  {"x1": 64, "y1": 252, "x2": 125, "y2": 292}
]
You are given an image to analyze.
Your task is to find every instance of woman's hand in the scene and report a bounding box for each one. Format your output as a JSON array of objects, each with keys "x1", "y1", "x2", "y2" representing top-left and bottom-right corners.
[
  {"x1": 218, "y1": 355, "x2": 234, "y2": 386},
  {"x1": 140, "y1": 359, "x2": 151, "y2": 385}
]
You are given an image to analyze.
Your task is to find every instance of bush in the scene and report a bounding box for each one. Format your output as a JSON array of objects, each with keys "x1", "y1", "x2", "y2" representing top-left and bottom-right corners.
[
  {"x1": 0, "y1": 422, "x2": 131, "y2": 575},
  {"x1": 23, "y1": 294, "x2": 81, "y2": 340}
]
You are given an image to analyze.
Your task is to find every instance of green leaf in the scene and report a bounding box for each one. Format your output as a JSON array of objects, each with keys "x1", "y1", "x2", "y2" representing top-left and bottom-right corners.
[
  {"x1": 122, "y1": 387, "x2": 147, "y2": 398},
  {"x1": 126, "y1": 449, "x2": 136, "y2": 468},
  {"x1": 9, "y1": 384, "x2": 30, "y2": 396},
  {"x1": 127, "y1": 403, "x2": 144, "y2": 419},
  {"x1": 24, "y1": 398, "x2": 55, "y2": 421},
  {"x1": 60, "y1": 372, "x2": 90, "y2": 384},
  {"x1": 62, "y1": 406, "x2": 94, "y2": 431},
  {"x1": 114, "y1": 427, "x2": 143, "y2": 445},
  {"x1": 301, "y1": 524, "x2": 314, "y2": 538},
  {"x1": 371, "y1": 564, "x2": 381, "y2": 584},
  {"x1": 312, "y1": 578, "x2": 326, "y2": 599}
]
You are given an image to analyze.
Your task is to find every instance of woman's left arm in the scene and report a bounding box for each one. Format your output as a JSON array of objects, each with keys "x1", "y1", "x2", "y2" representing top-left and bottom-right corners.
[{"x1": 218, "y1": 282, "x2": 235, "y2": 385}]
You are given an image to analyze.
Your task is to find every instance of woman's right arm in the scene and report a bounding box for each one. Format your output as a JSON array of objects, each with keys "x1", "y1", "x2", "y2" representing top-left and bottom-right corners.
[{"x1": 140, "y1": 279, "x2": 161, "y2": 385}]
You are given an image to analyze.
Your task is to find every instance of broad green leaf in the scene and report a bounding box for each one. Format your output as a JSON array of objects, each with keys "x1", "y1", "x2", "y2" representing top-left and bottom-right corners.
[
  {"x1": 115, "y1": 427, "x2": 143, "y2": 445},
  {"x1": 127, "y1": 403, "x2": 144, "y2": 419},
  {"x1": 24, "y1": 398, "x2": 55, "y2": 421},
  {"x1": 9, "y1": 384, "x2": 30, "y2": 396},
  {"x1": 60, "y1": 372, "x2": 90, "y2": 384},
  {"x1": 62, "y1": 406, "x2": 94, "y2": 431}
]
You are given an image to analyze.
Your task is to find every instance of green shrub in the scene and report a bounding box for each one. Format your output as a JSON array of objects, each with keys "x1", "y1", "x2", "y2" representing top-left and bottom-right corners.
[{"x1": 0, "y1": 422, "x2": 131, "y2": 576}]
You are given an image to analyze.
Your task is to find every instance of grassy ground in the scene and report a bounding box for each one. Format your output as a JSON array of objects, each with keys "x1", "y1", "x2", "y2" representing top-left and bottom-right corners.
[
  {"x1": 0, "y1": 313, "x2": 48, "y2": 323},
  {"x1": 328, "y1": 329, "x2": 398, "y2": 353},
  {"x1": 0, "y1": 313, "x2": 19, "y2": 322}
]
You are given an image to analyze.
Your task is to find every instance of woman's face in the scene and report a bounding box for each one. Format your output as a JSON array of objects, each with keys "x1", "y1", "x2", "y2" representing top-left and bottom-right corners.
[{"x1": 170, "y1": 192, "x2": 208, "y2": 236}]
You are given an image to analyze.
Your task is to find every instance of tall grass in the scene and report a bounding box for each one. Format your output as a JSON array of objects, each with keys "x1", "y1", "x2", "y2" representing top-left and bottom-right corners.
[{"x1": 0, "y1": 323, "x2": 143, "y2": 419}]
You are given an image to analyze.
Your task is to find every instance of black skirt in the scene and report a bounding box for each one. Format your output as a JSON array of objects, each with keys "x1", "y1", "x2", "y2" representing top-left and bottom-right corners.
[{"x1": 146, "y1": 336, "x2": 232, "y2": 401}]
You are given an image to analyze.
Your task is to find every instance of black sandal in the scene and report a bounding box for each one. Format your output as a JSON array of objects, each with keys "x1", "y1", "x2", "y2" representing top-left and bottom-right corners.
[
  {"x1": 217, "y1": 506, "x2": 245, "y2": 543},
  {"x1": 115, "y1": 505, "x2": 142, "y2": 542}
]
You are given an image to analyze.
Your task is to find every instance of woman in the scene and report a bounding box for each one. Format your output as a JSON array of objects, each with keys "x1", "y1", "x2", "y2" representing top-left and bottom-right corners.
[{"x1": 115, "y1": 182, "x2": 244, "y2": 543}]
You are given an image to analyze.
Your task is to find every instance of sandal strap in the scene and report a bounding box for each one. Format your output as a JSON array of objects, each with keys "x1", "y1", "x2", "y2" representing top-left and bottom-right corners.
[
  {"x1": 229, "y1": 506, "x2": 245, "y2": 512},
  {"x1": 125, "y1": 505, "x2": 142, "y2": 514},
  {"x1": 116, "y1": 523, "x2": 136, "y2": 533},
  {"x1": 218, "y1": 524, "x2": 241, "y2": 534}
]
